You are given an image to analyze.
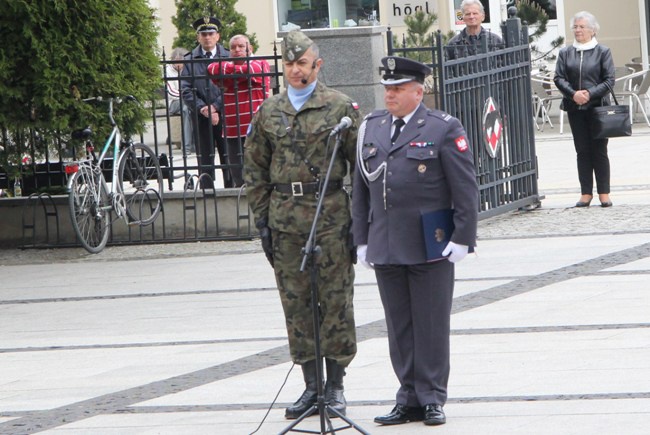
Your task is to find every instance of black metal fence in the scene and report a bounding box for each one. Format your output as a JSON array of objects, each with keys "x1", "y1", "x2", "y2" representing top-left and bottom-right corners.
[
  {"x1": 3, "y1": 20, "x2": 541, "y2": 248},
  {"x1": 388, "y1": 17, "x2": 541, "y2": 218},
  {"x1": 1, "y1": 48, "x2": 284, "y2": 248}
]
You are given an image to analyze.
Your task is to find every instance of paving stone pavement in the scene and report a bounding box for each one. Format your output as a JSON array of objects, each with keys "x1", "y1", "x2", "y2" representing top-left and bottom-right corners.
[{"x1": 1, "y1": 123, "x2": 650, "y2": 435}]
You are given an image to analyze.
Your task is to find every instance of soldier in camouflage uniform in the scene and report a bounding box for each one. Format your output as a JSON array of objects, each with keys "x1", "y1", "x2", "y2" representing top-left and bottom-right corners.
[{"x1": 243, "y1": 30, "x2": 361, "y2": 419}]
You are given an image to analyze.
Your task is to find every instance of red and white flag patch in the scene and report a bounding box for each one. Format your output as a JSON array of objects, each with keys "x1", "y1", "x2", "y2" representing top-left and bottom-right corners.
[{"x1": 455, "y1": 136, "x2": 468, "y2": 152}]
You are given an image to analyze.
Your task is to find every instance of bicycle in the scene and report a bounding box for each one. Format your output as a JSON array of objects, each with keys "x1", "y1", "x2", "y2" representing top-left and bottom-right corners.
[{"x1": 66, "y1": 96, "x2": 163, "y2": 254}]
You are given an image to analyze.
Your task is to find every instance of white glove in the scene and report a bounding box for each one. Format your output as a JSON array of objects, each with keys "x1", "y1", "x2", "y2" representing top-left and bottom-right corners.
[
  {"x1": 356, "y1": 245, "x2": 374, "y2": 270},
  {"x1": 442, "y1": 241, "x2": 469, "y2": 263}
]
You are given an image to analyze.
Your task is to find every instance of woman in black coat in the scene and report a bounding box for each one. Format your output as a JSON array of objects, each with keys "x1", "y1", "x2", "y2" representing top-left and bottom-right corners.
[{"x1": 554, "y1": 11, "x2": 615, "y2": 207}]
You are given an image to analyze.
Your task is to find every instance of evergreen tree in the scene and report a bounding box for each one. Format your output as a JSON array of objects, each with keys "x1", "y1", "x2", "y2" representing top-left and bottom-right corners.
[
  {"x1": 515, "y1": 0, "x2": 564, "y2": 62},
  {"x1": 393, "y1": 10, "x2": 439, "y2": 64},
  {"x1": 0, "y1": 0, "x2": 160, "y2": 139},
  {"x1": 172, "y1": 0, "x2": 258, "y2": 53}
]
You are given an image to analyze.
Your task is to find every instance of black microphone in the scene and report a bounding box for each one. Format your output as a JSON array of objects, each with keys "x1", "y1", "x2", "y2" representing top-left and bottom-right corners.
[
  {"x1": 301, "y1": 61, "x2": 318, "y2": 84},
  {"x1": 329, "y1": 116, "x2": 352, "y2": 136}
]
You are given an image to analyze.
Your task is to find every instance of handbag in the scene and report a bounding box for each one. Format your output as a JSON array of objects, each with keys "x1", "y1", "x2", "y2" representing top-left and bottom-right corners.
[{"x1": 591, "y1": 82, "x2": 632, "y2": 139}]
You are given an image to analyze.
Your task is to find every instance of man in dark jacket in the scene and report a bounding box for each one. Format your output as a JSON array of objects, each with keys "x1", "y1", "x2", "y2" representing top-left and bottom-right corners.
[
  {"x1": 181, "y1": 17, "x2": 231, "y2": 188},
  {"x1": 446, "y1": 0, "x2": 503, "y2": 59}
]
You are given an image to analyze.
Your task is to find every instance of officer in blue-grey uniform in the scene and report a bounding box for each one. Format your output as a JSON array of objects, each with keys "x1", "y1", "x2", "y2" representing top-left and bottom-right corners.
[
  {"x1": 181, "y1": 16, "x2": 231, "y2": 188},
  {"x1": 352, "y1": 56, "x2": 479, "y2": 427}
]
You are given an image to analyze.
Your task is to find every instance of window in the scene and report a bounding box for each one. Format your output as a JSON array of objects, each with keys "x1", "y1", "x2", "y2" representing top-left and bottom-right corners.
[
  {"x1": 506, "y1": 0, "x2": 557, "y2": 20},
  {"x1": 454, "y1": 0, "x2": 492, "y2": 24},
  {"x1": 278, "y1": 0, "x2": 380, "y2": 30}
]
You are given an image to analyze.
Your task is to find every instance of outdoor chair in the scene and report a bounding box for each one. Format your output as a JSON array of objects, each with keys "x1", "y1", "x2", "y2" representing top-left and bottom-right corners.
[
  {"x1": 531, "y1": 76, "x2": 563, "y2": 132},
  {"x1": 613, "y1": 69, "x2": 650, "y2": 126}
]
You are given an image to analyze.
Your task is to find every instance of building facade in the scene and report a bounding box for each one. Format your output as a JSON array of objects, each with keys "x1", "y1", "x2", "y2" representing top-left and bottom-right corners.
[{"x1": 153, "y1": 0, "x2": 648, "y2": 72}]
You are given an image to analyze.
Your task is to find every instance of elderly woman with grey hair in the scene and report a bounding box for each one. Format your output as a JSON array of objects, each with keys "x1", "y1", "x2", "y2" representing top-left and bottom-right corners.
[{"x1": 554, "y1": 11, "x2": 615, "y2": 208}]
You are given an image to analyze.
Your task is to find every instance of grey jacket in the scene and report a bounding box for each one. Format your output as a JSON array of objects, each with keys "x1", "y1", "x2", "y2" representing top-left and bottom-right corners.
[
  {"x1": 445, "y1": 27, "x2": 504, "y2": 59},
  {"x1": 554, "y1": 44, "x2": 615, "y2": 112},
  {"x1": 352, "y1": 104, "x2": 479, "y2": 265}
]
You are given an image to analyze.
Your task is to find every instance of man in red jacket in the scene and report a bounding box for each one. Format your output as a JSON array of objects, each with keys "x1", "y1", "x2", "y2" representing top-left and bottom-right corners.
[{"x1": 208, "y1": 35, "x2": 271, "y2": 187}]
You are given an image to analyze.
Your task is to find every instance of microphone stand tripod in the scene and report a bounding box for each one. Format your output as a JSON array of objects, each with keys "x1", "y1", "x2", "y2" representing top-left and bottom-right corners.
[{"x1": 279, "y1": 131, "x2": 369, "y2": 435}]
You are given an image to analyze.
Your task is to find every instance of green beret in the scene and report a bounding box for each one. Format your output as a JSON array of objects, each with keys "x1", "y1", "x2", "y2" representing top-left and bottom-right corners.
[{"x1": 282, "y1": 30, "x2": 314, "y2": 62}]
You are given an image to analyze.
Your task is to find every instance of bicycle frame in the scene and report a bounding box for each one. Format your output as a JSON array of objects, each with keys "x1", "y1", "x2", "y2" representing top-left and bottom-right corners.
[
  {"x1": 92, "y1": 99, "x2": 122, "y2": 192},
  {"x1": 66, "y1": 98, "x2": 127, "y2": 219}
]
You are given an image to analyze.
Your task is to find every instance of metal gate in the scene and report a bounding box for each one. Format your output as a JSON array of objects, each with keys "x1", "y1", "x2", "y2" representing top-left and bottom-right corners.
[{"x1": 388, "y1": 17, "x2": 541, "y2": 218}]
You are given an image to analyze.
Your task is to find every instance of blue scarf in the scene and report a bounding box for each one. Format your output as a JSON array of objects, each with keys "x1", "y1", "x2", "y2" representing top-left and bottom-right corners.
[{"x1": 288, "y1": 81, "x2": 317, "y2": 111}]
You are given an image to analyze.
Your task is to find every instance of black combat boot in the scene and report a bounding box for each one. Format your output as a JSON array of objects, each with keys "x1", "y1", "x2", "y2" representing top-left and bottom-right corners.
[
  {"x1": 285, "y1": 360, "x2": 318, "y2": 419},
  {"x1": 324, "y1": 358, "x2": 347, "y2": 417}
]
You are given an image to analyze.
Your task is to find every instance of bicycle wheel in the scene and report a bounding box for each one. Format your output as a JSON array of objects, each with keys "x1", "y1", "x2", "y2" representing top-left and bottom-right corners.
[
  {"x1": 68, "y1": 163, "x2": 110, "y2": 253},
  {"x1": 117, "y1": 143, "x2": 163, "y2": 225}
]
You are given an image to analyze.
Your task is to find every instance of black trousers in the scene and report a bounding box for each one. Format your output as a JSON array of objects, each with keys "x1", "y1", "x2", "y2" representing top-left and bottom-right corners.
[
  {"x1": 196, "y1": 116, "x2": 231, "y2": 188},
  {"x1": 374, "y1": 260, "x2": 454, "y2": 407},
  {"x1": 567, "y1": 109, "x2": 610, "y2": 195},
  {"x1": 225, "y1": 136, "x2": 245, "y2": 188}
]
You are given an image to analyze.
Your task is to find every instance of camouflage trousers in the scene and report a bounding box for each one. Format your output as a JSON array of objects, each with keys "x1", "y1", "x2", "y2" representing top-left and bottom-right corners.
[{"x1": 272, "y1": 226, "x2": 357, "y2": 367}]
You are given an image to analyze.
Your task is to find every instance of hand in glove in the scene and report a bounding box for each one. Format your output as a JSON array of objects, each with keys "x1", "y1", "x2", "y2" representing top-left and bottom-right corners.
[
  {"x1": 259, "y1": 226, "x2": 274, "y2": 267},
  {"x1": 347, "y1": 227, "x2": 357, "y2": 264},
  {"x1": 356, "y1": 245, "x2": 374, "y2": 270},
  {"x1": 442, "y1": 241, "x2": 469, "y2": 263}
]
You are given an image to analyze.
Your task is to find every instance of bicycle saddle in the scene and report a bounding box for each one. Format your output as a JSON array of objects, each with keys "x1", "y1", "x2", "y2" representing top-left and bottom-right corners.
[{"x1": 71, "y1": 127, "x2": 92, "y2": 140}]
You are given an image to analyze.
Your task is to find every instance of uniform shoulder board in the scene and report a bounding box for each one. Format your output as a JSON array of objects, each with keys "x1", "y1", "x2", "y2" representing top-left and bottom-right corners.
[
  {"x1": 429, "y1": 109, "x2": 453, "y2": 122},
  {"x1": 364, "y1": 109, "x2": 388, "y2": 121}
]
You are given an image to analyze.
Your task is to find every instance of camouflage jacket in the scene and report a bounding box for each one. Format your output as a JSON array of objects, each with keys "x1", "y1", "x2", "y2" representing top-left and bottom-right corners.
[{"x1": 244, "y1": 81, "x2": 360, "y2": 235}]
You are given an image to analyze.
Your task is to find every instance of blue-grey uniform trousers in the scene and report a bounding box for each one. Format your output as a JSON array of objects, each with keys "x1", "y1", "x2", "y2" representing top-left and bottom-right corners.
[{"x1": 374, "y1": 260, "x2": 454, "y2": 407}]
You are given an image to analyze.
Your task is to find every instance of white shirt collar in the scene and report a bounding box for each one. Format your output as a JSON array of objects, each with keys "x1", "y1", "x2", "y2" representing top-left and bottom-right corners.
[{"x1": 393, "y1": 106, "x2": 419, "y2": 125}]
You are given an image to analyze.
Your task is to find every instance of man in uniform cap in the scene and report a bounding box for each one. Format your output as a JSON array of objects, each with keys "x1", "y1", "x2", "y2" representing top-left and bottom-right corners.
[
  {"x1": 180, "y1": 16, "x2": 231, "y2": 188},
  {"x1": 352, "y1": 56, "x2": 479, "y2": 426},
  {"x1": 244, "y1": 30, "x2": 361, "y2": 419}
]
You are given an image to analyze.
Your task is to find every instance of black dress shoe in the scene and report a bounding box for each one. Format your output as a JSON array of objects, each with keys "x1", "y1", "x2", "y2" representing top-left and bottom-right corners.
[
  {"x1": 575, "y1": 200, "x2": 592, "y2": 207},
  {"x1": 374, "y1": 404, "x2": 424, "y2": 425},
  {"x1": 423, "y1": 403, "x2": 446, "y2": 426},
  {"x1": 600, "y1": 201, "x2": 613, "y2": 208}
]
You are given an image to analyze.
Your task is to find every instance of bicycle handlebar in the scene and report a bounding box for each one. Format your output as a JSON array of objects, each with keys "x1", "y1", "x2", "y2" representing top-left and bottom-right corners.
[
  {"x1": 81, "y1": 95, "x2": 141, "y2": 126},
  {"x1": 81, "y1": 95, "x2": 139, "y2": 104}
]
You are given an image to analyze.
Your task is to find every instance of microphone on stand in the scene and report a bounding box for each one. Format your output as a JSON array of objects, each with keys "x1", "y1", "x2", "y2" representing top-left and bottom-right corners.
[{"x1": 329, "y1": 116, "x2": 353, "y2": 136}]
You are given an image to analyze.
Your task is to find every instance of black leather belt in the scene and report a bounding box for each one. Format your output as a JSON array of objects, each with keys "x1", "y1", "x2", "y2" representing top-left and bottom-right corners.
[{"x1": 274, "y1": 180, "x2": 343, "y2": 197}]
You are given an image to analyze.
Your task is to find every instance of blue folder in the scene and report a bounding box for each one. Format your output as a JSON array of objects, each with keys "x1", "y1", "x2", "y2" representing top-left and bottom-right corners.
[{"x1": 421, "y1": 209, "x2": 455, "y2": 261}]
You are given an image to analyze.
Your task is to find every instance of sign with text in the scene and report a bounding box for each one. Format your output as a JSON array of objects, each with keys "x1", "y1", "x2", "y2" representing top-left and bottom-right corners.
[{"x1": 388, "y1": 1, "x2": 438, "y2": 27}]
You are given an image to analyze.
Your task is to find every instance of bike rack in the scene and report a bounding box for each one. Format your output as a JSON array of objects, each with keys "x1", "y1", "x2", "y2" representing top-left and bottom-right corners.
[
  {"x1": 181, "y1": 173, "x2": 222, "y2": 240},
  {"x1": 20, "y1": 192, "x2": 61, "y2": 248},
  {"x1": 236, "y1": 184, "x2": 252, "y2": 237}
]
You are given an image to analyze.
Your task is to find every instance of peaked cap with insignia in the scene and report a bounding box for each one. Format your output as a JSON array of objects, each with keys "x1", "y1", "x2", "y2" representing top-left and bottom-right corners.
[
  {"x1": 282, "y1": 30, "x2": 314, "y2": 62},
  {"x1": 380, "y1": 56, "x2": 432, "y2": 85},
  {"x1": 193, "y1": 16, "x2": 221, "y2": 33}
]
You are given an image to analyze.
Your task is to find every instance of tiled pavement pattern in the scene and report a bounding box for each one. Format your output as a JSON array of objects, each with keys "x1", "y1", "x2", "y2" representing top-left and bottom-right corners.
[{"x1": 1, "y1": 125, "x2": 650, "y2": 434}]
